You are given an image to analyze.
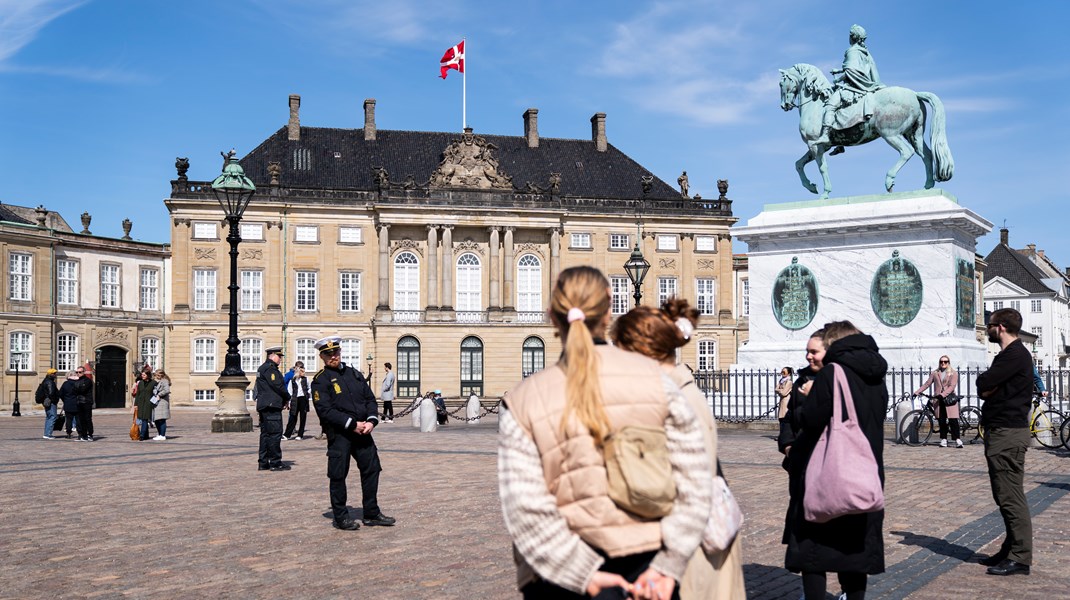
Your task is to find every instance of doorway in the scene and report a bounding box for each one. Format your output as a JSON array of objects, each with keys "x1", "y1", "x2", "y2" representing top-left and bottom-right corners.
[{"x1": 95, "y1": 346, "x2": 127, "y2": 408}]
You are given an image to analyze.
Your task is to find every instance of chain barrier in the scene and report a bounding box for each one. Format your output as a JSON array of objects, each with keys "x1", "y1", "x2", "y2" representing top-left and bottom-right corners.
[
  {"x1": 381, "y1": 398, "x2": 502, "y2": 423},
  {"x1": 716, "y1": 403, "x2": 779, "y2": 425}
]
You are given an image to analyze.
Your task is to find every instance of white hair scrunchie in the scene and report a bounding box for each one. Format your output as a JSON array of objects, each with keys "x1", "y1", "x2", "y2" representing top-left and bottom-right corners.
[
  {"x1": 567, "y1": 307, "x2": 586, "y2": 323},
  {"x1": 675, "y1": 317, "x2": 694, "y2": 340}
]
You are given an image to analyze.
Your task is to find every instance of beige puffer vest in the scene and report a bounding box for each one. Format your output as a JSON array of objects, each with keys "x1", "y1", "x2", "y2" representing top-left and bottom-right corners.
[{"x1": 507, "y1": 344, "x2": 670, "y2": 558}]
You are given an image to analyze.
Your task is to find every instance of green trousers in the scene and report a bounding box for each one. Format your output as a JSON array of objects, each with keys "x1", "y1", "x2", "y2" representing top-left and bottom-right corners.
[{"x1": 984, "y1": 427, "x2": 1032, "y2": 564}]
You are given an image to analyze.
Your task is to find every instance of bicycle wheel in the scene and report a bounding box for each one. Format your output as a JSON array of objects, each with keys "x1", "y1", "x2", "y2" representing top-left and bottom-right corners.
[
  {"x1": 1061, "y1": 417, "x2": 1070, "y2": 450},
  {"x1": 900, "y1": 409, "x2": 934, "y2": 447},
  {"x1": 959, "y1": 407, "x2": 983, "y2": 441},
  {"x1": 1031, "y1": 410, "x2": 1064, "y2": 449}
]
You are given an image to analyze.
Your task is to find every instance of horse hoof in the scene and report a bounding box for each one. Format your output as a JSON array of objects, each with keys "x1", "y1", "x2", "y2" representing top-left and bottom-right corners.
[
  {"x1": 820, "y1": 193, "x2": 830, "y2": 200},
  {"x1": 807, "y1": 185, "x2": 819, "y2": 194}
]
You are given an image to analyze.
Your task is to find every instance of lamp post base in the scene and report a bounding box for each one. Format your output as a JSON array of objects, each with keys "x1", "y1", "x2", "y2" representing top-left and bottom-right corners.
[{"x1": 212, "y1": 374, "x2": 253, "y2": 433}]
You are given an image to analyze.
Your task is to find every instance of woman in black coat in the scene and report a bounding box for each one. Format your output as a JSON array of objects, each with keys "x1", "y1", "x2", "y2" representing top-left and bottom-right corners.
[
  {"x1": 59, "y1": 372, "x2": 80, "y2": 439},
  {"x1": 783, "y1": 321, "x2": 888, "y2": 600}
]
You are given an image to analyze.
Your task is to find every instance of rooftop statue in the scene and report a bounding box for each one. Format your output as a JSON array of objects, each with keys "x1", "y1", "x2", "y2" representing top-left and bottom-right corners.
[{"x1": 779, "y1": 25, "x2": 954, "y2": 198}]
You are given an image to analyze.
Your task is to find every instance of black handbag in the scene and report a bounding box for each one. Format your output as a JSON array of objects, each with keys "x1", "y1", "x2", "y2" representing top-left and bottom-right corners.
[
  {"x1": 941, "y1": 393, "x2": 960, "y2": 406},
  {"x1": 54, "y1": 412, "x2": 66, "y2": 431}
]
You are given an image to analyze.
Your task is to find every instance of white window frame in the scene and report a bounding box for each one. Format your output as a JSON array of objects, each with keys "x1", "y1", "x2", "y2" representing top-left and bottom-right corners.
[
  {"x1": 194, "y1": 338, "x2": 216, "y2": 372},
  {"x1": 194, "y1": 269, "x2": 217, "y2": 311},
  {"x1": 239, "y1": 223, "x2": 264, "y2": 241},
  {"x1": 1010, "y1": 300, "x2": 1020, "y2": 312},
  {"x1": 341, "y1": 338, "x2": 361, "y2": 368},
  {"x1": 339, "y1": 226, "x2": 363, "y2": 244},
  {"x1": 1032, "y1": 327, "x2": 1043, "y2": 347},
  {"x1": 516, "y1": 255, "x2": 542, "y2": 313},
  {"x1": 570, "y1": 233, "x2": 591, "y2": 249},
  {"x1": 991, "y1": 301, "x2": 1004, "y2": 311},
  {"x1": 295, "y1": 271, "x2": 318, "y2": 312},
  {"x1": 240, "y1": 270, "x2": 263, "y2": 311},
  {"x1": 696, "y1": 278, "x2": 716, "y2": 316},
  {"x1": 295, "y1": 338, "x2": 317, "y2": 369},
  {"x1": 611, "y1": 276, "x2": 630, "y2": 315},
  {"x1": 194, "y1": 389, "x2": 216, "y2": 402},
  {"x1": 695, "y1": 235, "x2": 717, "y2": 252},
  {"x1": 741, "y1": 278, "x2": 750, "y2": 317},
  {"x1": 1031, "y1": 299, "x2": 1042, "y2": 313},
  {"x1": 241, "y1": 338, "x2": 263, "y2": 373},
  {"x1": 100, "y1": 263, "x2": 120, "y2": 308},
  {"x1": 393, "y1": 252, "x2": 420, "y2": 311},
  {"x1": 192, "y1": 222, "x2": 216, "y2": 239},
  {"x1": 697, "y1": 339, "x2": 717, "y2": 371},
  {"x1": 9, "y1": 252, "x2": 32, "y2": 301},
  {"x1": 140, "y1": 337, "x2": 161, "y2": 372},
  {"x1": 339, "y1": 271, "x2": 361, "y2": 313},
  {"x1": 8, "y1": 331, "x2": 32, "y2": 371},
  {"x1": 57, "y1": 259, "x2": 78, "y2": 305},
  {"x1": 658, "y1": 277, "x2": 678, "y2": 306},
  {"x1": 56, "y1": 333, "x2": 79, "y2": 372},
  {"x1": 456, "y1": 253, "x2": 482, "y2": 312},
  {"x1": 657, "y1": 235, "x2": 678, "y2": 251},
  {"x1": 609, "y1": 233, "x2": 630, "y2": 250},
  {"x1": 140, "y1": 267, "x2": 159, "y2": 311},
  {"x1": 294, "y1": 225, "x2": 319, "y2": 243}
]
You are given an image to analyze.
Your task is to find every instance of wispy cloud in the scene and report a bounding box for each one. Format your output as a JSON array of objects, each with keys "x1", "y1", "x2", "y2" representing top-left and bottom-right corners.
[
  {"x1": 0, "y1": 0, "x2": 84, "y2": 63},
  {"x1": 250, "y1": 0, "x2": 442, "y2": 48},
  {"x1": 0, "y1": 62, "x2": 151, "y2": 84}
]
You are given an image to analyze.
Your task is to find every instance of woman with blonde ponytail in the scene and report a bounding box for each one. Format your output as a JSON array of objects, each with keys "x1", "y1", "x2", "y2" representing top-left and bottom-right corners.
[{"x1": 499, "y1": 266, "x2": 712, "y2": 600}]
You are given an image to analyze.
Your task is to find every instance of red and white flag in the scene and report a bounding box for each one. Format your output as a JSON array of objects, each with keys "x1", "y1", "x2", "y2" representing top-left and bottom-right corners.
[{"x1": 439, "y1": 40, "x2": 464, "y2": 79}]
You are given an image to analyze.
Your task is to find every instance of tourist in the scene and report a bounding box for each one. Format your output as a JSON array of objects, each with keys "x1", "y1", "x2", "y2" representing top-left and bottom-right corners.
[
  {"x1": 70, "y1": 367, "x2": 94, "y2": 441},
  {"x1": 498, "y1": 266, "x2": 711, "y2": 599},
  {"x1": 134, "y1": 370, "x2": 156, "y2": 441},
  {"x1": 915, "y1": 355, "x2": 962, "y2": 447},
  {"x1": 432, "y1": 390, "x2": 448, "y2": 425},
  {"x1": 256, "y1": 346, "x2": 291, "y2": 471},
  {"x1": 284, "y1": 361, "x2": 310, "y2": 440},
  {"x1": 976, "y1": 308, "x2": 1033, "y2": 576},
  {"x1": 777, "y1": 331, "x2": 827, "y2": 457},
  {"x1": 613, "y1": 298, "x2": 746, "y2": 600},
  {"x1": 152, "y1": 370, "x2": 172, "y2": 440},
  {"x1": 782, "y1": 321, "x2": 888, "y2": 600},
  {"x1": 60, "y1": 371, "x2": 80, "y2": 439},
  {"x1": 776, "y1": 367, "x2": 795, "y2": 420},
  {"x1": 39, "y1": 368, "x2": 61, "y2": 439},
  {"x1": 380, "y1": 362, "x2": 395, "y2": 423}
]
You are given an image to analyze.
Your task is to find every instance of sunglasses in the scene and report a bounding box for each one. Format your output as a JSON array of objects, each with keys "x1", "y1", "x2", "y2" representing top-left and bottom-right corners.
[{"x1": 939, "y1": 360, "x2": 949, "y2": 364}]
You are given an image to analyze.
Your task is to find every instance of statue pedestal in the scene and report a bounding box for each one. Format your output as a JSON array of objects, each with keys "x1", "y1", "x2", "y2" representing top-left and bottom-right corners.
[
  {"x1": 733, "y1": 189, "x2": 993, "y2": 370},
  {"x1": 211, "y1": 374, "x2": 253, "y2": 432}
]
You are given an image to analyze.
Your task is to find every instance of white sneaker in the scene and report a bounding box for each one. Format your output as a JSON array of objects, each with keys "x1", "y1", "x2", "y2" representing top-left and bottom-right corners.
[
  {"x1": 955, "y1": 439, "x2": 964, "y2": 448},
  {"x1": 939, "y1": 439, "x2": 948, "y2": 447},
  {"x1": 280, "y1": 435, "x2": 289, "y2": 441},
  {"x1": 153, "y1": 435, "x2": 166, "y2": 441},
  {"x1": 293, "y1": 436, "x2": 303, "y2": 441}
]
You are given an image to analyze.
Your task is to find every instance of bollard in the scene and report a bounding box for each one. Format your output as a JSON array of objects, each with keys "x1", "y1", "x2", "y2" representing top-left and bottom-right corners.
[
  {"x1": 894, "y1": 399, "x2": 914, "y2": 444},
  {"x1": 411, "y1": 398, "x2": 421, "y2": 429},
  {"x1": 419, "y1": 397, "x2": 438, "y2": 432},
  {"x1": 466, "y1": 395, "x2": 480, "y2": 425}
]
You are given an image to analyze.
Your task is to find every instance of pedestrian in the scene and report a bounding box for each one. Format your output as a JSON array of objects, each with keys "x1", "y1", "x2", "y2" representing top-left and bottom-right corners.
[
  {"x1": 782, "y1": 321, "x2": 888, "y2": 600},
  {"x1": 498, "y1": 266, "x2": 712, "y2": 599},
  {"x1": 976, "y1": 308, "x2": 1033, "y2": 576},
  {"x1": 70, "y1": 366, "x2": 94, "y2": 441},
  {"x1": 133, "y1": 370, "x2": 156, "y2": 441},
  {"x1": 39, "y1": 368, "x2": 61, "y2": 439},
  {"x1": 776, "y1": 367, "x2": 795, "y2": 420},
  {"x1": 778, "y1": 330, "x2": 827, "y2": 458},
  {"x1": 152, "y1": 370, "x2": 171, "y2": 440},
  {"x1": 284, "y1": 362, "x2": 310, "y2": 441},
  {"x1": 915, "y1": 355, "x2": 962, "y2": 447},
  {"x1": 311, "y1": 335, "x2": 395, "y2": 531},
  {"x1": 432, "y1": 390, "x2": 448, "y2": 425},
  {"x1": 612, "y1": 298, "x2": 746, "y2": 600},
  {"x1": 59, "y1": 371, "x2": 80, "y2": 439},
  {"x1": 380, "y1": 362, "x2": 395, "y2": 423},
  {"x1": 256, "y1": 346, "x2": 291, "y2": 471}
]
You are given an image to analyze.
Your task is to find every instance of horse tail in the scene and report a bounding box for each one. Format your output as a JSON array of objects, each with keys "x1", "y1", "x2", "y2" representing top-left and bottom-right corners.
[{"x1": 917, "y1": 92, "x2": 954, "y2": 182}]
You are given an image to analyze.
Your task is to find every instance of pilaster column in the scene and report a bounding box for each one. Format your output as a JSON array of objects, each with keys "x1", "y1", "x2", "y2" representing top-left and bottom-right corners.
[
  {"x1": 426, "y1": 225, "x2": 439, "y2": 309},
  {"x1": 440, "y1": 225, "x2": 454, "y2": 310},
  {"x1": 549, "y1": 227, "x2": 561, "y2": 289},
  {"x1": 488, "y1": 227, "x2": 501, "y2": 310},
  {"x1": 377, "y1": 224, "x2": 391, "y2": 310},
  {"x1": 503, "y1": 226, "x2": 515, "y2": 311}
]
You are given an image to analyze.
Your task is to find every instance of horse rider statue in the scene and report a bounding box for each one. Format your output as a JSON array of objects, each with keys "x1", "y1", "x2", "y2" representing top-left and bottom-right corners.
[{"x1": 815, "y1": 25, "x2": 885, "y2": 154}]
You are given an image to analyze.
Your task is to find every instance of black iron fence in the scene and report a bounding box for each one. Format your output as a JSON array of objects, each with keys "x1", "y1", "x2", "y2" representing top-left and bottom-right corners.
[{"x1": 694, "y1": 367, "x2": 1070, "y2": 423}]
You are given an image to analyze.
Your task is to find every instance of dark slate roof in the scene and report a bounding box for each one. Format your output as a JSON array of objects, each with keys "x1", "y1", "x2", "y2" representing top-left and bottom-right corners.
[
  {"x1": 983, "y1": 243, "x2": 1052, "y2": 294},
  {"x1": 239, "y1": 127, "x2": 682, "y2": 201},
  {"x1": 0, "y1": 203, "x2": 31, "y2": 224}
]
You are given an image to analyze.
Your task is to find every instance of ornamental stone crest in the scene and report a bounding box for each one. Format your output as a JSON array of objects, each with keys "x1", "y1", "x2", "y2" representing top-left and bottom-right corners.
[
  {"x1": 515, "y1": 243, "x2": 544, "y2": 259},
  {"x1": 429, "y1": 131, "x2": 514, "y2": 190},
  {"x1": 697, "y1": 259, "x2": 717, "y2": 271},
  {"x1": 241, "y1": 248, "x2": 263, "y2": 261},
  {"x1": 97, "y1": 327, "x2": 126, "y2": 343},
  {"x1": 391, "y1": 238, "x2": 423, "y2": 257},
  {"x1": 194, "y1": 248, "x2": 217, "y2": 260},
  {"x1": 658, "y1": 258, "x2": 676, "y2": 269},
  {"x1": 454, "y1": 239, "x2": 484, "y2": 256}
]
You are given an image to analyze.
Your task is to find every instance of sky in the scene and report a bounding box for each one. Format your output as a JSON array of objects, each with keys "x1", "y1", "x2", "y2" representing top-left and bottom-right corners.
[{"x1": 1, "y1": 0, "x2": 1068, "y2": 263}]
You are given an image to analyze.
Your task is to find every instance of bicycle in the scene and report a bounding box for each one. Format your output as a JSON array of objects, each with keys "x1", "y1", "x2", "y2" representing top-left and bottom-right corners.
[
  {"x1": 1061, "y1": 416, "x2": 1070, "y2": 450},
  {"x1": 897, "y1": 393, "x2": 980, "y2": 447},
  {"x1": 976, "y1": 395, "x2": 1066, "y2": 449}
]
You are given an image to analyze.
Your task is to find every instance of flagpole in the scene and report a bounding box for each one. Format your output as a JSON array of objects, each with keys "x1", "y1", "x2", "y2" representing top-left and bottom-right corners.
[{"x1": 462, "y1": 37, "x2": 467, "y2": 130}]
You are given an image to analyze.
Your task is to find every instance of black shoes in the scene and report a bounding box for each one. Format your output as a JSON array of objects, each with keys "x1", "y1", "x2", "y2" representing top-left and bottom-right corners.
[
  {"x1": 986, "y1": 559, "x2": 1030, "y2": 576},
  {"x1": 258, "y1": 464, "x2": 271, "y2": 471},
  {"x1": 270, "y1": 463, "x2": 291, "y2": 471},
  {"x1": 978, "y1": 553, "x2": 1007, "y2": 567},
  {"x1": 333, "y1": 519, "x2": 361, "y2": 531},
  {"x1": 362, "y1": 513, "x2": 396, "y2": 527}
]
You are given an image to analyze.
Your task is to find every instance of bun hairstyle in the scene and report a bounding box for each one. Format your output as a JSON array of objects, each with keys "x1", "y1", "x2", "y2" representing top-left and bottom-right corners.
[
  {"x1": 612, "y1": 298, "x2": 700, "y2": 364},
  {"x1": 549, "y1": 266, "x2": 612, "y2": 443}
]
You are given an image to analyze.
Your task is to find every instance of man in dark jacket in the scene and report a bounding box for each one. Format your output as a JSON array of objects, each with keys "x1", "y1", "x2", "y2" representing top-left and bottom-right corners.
[
  {"x1": 311, "y1": 336, "x2": 395, "y2": 531},
  {"x1": 976, "y1": 308, "x2": 1033, "y2": 576},
  {"x1": 68, "y1": 367, "x2": 95, "y2": 441},
  {"x1": 40, "y1": 369, "x2": 61, "y2": 439},
  {"x1": 255, "y1": 346, "x2": 290, "y2": 471}
]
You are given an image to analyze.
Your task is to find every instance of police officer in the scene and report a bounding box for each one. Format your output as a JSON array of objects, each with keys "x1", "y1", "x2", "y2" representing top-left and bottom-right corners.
[
  {"x1": 256, "y1": 346, "x2": 291, "y2": 471},
  {"x1": 311, "y1": 336, "x2": 395, "y2": 531}
]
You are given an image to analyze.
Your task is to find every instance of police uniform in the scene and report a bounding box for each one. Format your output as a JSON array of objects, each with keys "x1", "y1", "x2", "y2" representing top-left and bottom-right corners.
[
  {"x1": 311, "y1": 336, "x2": 395, "y2": 530},
  {"x1": 255, "y1": 346, "x2": 290, "y2": 471}
]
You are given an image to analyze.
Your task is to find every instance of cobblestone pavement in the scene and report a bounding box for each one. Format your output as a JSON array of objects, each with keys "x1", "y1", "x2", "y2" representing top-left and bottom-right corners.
[{"x1": 2, "y1": 409, "x2": 1068, "y2": 599}]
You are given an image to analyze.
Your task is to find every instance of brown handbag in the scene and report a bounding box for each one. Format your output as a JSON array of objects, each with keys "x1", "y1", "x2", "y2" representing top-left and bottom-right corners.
[
  {"x1": 130, "y1": 408, "x2": 140, "y2": 440},
  {"x1": 603, "y1": 425, "x2": 677, "y2": 519}
]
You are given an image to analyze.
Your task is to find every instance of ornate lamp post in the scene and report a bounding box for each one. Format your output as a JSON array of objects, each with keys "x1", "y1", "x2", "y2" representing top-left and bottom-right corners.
[
  {"x1": 210, "y1": 150, "x2": 256, "y2": 432},
  {"x1": 624, "y1": 178, "x2": 652, "y2": 307}
]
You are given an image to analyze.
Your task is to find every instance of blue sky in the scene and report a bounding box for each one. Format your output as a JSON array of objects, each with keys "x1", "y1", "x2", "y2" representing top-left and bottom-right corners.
[{"x1": 2, "y1": 0, "x2": 1068, "y2": 263}]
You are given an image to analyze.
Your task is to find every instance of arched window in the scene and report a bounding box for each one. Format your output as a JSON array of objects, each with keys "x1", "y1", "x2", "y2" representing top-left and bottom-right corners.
[
  {"x1": 240, "y1": 338, "x2": 262, "y2": 373},
  {"x1": 460, "y1": 336, "x2": 484, "y2": 397},
  {"x1": 56, "y1": 333, "x2": 79, "y2": 372},
  {"x1": 522, "y1": 336, "x2": 545, "y2": 378},
  {"x1": 517, "y1": 255, "x2": 542, "y2": 320},
  {"x1": 697, "y1": 339, "x2": 717, "y2": 371},
  {"x1": 393, "y1": 252, "x2": 420, "y2": 312},
  {"x1": 456, "y1": 253, "x2": 482, "y2": 313},
  {"x1": 396, "y1": 336, "x2": 421, "y2": 398}
]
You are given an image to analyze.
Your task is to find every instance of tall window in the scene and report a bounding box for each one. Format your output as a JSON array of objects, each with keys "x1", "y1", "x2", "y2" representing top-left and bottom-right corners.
[
  {"x1": 460, "y1": 336, "x2": 484, "y2": 396},
  {"x1": 393, "y1": 252, "x2": 420, "y2": 311},
  {"x1": 140, "y1": 268, "x2": 159, "y2": 310},
  {"x1": 396, "y1": 336, "x2": 421, "y2": 397},
  {"x1": 295, "y1": 338, "x2": 316, "y2": 368},
  {"x1": 8, "y1": 331, "x2": 32, "y2": 370},
  {"x1": 57, "y1": 259, "x2": 78, "y2": 305},
  {"x1": 194, "y1": 338, "x2": 216, "y2": 372},
  {"x1": 240, "y1": 338, "x2": 262, "y2": 373},
  {"x1": 697, "y1": 339, "x2": 717, "y2": 371},
  {"x1": 741, "y1": 278, "x2": 750, "y2": 317},
  {"x1": 239, "y1": 270, "x2": 262, "y2": 311},
  {"x1": 1010, "y1": 300, "x2": 1020, "y2": 312},
  {"x1": 658, "y1": 277, "x2": 678, "y2": 306},
  {"x1": 140, "y1": 337, "x2": 161, "y2": 371},
  {"x1": 341, "y1": 338, "x2": 361, "y2": 368},
  {"x1": 991, "y1": 301, "x2": 1003, "y2": 311},
  {"x1": 696, "y1": 279, "x2": 716, "y2": 315},
  {"x1": 456, "y1": 253, "x2": 482, "y2": 312},
  {"x1": 340, "y1": 272, "x2": 361, "y2": 312},
  {"x1": 57, "y1": 334, "x2": 79, "y2": 372},
  {"x1": 517, "y1": 255, "x2": 542, "y2": 313},
  {"x1": 1032, "y1": 327, "x2": 1043, "y2": 347},
  {"x1": 9, "y1": 252, "x2": 32, "y2": 301},
  {"x1": 611, "y1": 276, "x2": 630, "y2": 315},
  {"x1": 522, "y1": 337, "x2": 545, "y2": 378},
  {"x1": 100, "y1": 264, "x2": 120, "y2": 308},
  {"x1": 296, "y1": 271, "x2": 318, "y2": 311},
  {"x1": 1031, "y1": 299, "x2": 1042, "y2": 313},
  {"x1": 194, "y1": 269, "x2": 216, "y2": 311}
]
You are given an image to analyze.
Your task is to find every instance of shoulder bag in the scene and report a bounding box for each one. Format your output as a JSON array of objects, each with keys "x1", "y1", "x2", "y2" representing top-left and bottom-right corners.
[
  {"x1": 702, "y1": 460, "x2": 744, "y2": 553},
  {"x1": 130, "y1": 408, "x2": 141, "y2": 441},
  {"x1": 603, "y1": 425, "x2": 676, "y2": 519},
  {"x1": 802, "y1": 363, "x2": 884, "y2": 523}
]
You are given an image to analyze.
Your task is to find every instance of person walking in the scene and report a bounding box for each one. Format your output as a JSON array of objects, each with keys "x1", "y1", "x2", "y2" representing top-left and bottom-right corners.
[
  {"x1": 498, "y1": 266, "x2": 712, "y2": 599},
  {"x1": 59, "y1": 371, "x2": 81, "y2": 439},
  {"x1": 915, "y1": 355, "x2": 962, "y2": 447},
  {"x1": 976, "y1": 308, "x2": 1033, "y2": 576},
  {"x1": 776, "y1": 367, "x2": 795, "y2": 420},
  {"x1": 152, "y1": 370, "x2": 172, "y2": 440},
  {"x1": 311, "y1": 336, "x2": 395, "y2": 531},
  {"x1": 39, "y1": 369, "x2": 61, "y2": 439},
  {"x1": 613, "y1": 298, "x2": 746, "y2": 600},
  {"x1": 284, "y1": 362, "x2": 310, "y2": 440},
  {"x1": 256, "y1": 346, "x2": 291, "y2": 471},
  {"x1": 783, "y1": 321, "x2": 888, "y2": 600},
  {"x1": 133, "y1": 370, "x2": 157, "y2": 441},
  {"x1": 380, "y1": 362, "x2": 395, "y2": 423}
]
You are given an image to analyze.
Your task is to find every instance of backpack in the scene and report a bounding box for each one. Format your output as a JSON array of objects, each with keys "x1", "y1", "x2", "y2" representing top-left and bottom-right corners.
[{"x1": 35, "y1": 381, "x2": 48, "y2": 405}]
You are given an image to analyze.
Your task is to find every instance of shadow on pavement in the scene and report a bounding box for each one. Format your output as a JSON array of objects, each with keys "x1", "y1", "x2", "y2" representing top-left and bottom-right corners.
[{"x1": 889, "y1": 530, "x2": 974, "y2": 561}]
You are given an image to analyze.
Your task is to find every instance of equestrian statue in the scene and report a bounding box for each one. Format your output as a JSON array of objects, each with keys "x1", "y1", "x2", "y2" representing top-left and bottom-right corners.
[{"x1": 779, "y1": 25, "x2": 953, "y2": 198}]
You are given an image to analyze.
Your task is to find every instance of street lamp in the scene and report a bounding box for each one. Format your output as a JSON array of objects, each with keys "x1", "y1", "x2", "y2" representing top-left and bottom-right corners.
[
  {"x1": 624, "y1": 178, "x2": 652, "y2": 307},
  {"x1": 210, "y1": 150, "x2": 256, "y2": 433}
]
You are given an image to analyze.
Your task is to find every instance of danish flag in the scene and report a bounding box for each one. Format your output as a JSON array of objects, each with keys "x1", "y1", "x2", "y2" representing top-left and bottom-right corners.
[{"x1": 439, "y1": 40, "x2": 464, "y2": 79}]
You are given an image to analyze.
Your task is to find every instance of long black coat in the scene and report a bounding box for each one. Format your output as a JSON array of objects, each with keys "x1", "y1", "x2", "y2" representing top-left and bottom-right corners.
[
  {"x1": 255, "y1": 360, "x2": 289, "y2": 411},
  {"x1": 783, "y1": 333, "x2": 888, "y2": 575}
]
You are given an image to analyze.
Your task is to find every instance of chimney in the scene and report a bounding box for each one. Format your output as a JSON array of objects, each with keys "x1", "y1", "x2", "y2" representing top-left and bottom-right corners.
[
  {"x1": 590, "y1": 112, "x2": 607, "y2": 152},
  {"x1": 999, "y1": 227, "x2": 1008, "y2": 246},
  {"x1": 1038, "y1": 249, "x2": 1045, "y2": 259},
  {"x1": 1026, "y1": 243, "x2": 1036, "y2": 255},
  {"x1": 523, "y1": 108, "x2": 539, "y2": 148},
  {"x1": 364, "y1": 98, "x2": 377, "y2": 141},
  {"x1": 288, "y1": 94, "x2": 301, "y2": 141}
]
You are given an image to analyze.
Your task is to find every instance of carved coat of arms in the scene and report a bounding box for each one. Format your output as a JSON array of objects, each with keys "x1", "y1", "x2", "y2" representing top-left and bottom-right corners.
[{"x1": 429, "y1": 132, "x2": 514, "y2": 190}]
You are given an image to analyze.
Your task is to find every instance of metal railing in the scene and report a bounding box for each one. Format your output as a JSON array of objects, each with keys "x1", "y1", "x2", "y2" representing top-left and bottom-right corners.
[
  {"x1": 516, "y1": 311, "x2": 545, "y2": 323},
  {"x1": 392, "y1": 310, "x2": 424, "y2": 323},
  {"x1": 456, "y1": 311, "x2": 487, "y2": 323}
]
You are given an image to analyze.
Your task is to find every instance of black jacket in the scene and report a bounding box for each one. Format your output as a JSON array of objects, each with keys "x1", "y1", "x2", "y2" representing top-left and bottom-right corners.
[
  {"x1": 42, "y1": 376, "x2": 60, "y2": 407},
  {"x1": 311, "y1": 363, "x2": 379, "y2": 433},
  {"x1": 783, "y1": 333, "x2": 888, "y2": 575},
  {"x1": 777, "y1": 365, "x2": 818, "y2": 454},
  {"x1": 977, "y1": 338, "x2": 1032, "y2": 429},
  {"x1": 255, "y1": 360, "x2": 290, "y2": 411}
]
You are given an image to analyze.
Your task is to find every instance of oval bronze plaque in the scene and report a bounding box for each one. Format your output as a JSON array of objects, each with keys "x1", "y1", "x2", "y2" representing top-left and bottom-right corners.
[
  {"x1": 870, "y1": 250, "x2": 923, "y2": 327},
  {"x1": 772, "y1": 257, "x2": 819, "y2": 331}
]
